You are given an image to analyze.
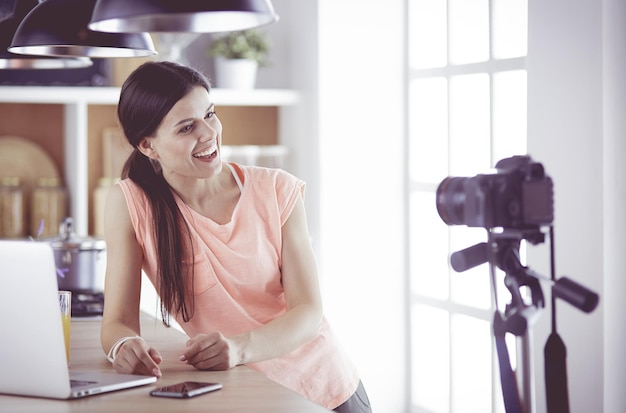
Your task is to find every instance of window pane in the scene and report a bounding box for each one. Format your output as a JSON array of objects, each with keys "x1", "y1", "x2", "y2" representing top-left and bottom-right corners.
[
  {"x1": 449, "y1": 0, "x2": 489, "y2": 64},
  {"x1": 450, "y1": 314, "x2": 492, "y2": 412},
  {"x1": 409, "y1": 0, "x2": 447, "y2": 69},
  {"x1": 493, "y1": 70, "x2": 527, "y2": 161},
  {"x1": 410, "y1": 192, "x2": 450, "y2": 300},
  {"x1": 492, "y1": 0, "x2": 528, "y2": 59},
  {"x1": 449, "y1": 74, "x2": 491, "y2": 176},
  {"x1": 412, "y1": 305, "x2": 450, "y2": 412},
  {"x1": 409, "y1": 77, "x2": 449, "y2": 183}
]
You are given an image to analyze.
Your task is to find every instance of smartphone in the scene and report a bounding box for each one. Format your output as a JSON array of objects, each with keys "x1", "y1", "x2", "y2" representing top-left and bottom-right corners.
[{"x1": 150, "y1": 381, "x2": 223, "y2": 398}]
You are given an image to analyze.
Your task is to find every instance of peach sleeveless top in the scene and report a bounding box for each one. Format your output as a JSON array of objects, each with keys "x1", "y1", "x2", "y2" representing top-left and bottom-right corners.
[{"x1": 118, "y1": 163, "x2": 359, "y2": 409}]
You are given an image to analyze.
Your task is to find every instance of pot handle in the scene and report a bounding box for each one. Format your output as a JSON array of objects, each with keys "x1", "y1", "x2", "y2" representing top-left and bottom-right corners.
[{"x1": 59, "y1": 217, "x2": 74, "y2": 240}]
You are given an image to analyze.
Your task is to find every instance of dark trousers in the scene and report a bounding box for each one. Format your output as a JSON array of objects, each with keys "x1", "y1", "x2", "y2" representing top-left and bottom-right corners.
[{"x1": 334, "y1": 380, "x2": 372, "y2": 413}]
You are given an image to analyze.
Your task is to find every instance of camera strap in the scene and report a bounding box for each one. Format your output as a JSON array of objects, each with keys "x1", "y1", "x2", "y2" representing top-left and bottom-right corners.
[{"x1": 544, "y1": 226, "x2": 570, "y2": 413}]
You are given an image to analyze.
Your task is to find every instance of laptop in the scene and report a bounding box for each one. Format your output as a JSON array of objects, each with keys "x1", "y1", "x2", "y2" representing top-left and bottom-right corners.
[{"x1": 0, "y1": 240, "x2": 157, "y2": 399}]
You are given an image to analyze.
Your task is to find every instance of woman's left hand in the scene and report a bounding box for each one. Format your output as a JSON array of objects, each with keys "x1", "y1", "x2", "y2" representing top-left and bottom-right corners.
[{"x1": 179, "y1": 331, "x2": 242, "y2": 370}]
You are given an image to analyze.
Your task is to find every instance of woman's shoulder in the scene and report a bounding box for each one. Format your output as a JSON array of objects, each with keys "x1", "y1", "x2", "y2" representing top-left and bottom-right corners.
[
  {"x1": 115, "y1": 178, "x2": 150, "y2": 210},
  {"x1": 229, "y1": 164, "x2": 305, "y2": 210},
  {"x1": 117, "y1": 178, "x2": 146, "y2": 196},
  {"x1": 113, "y1": 178, "x2": 154, "y2": 230},
  {"x1": 117, "y1": 177, "x2": 137, "y2": 189},
  {"x1": 230, "y1": 163, "x2": 301, "y2": 186}
]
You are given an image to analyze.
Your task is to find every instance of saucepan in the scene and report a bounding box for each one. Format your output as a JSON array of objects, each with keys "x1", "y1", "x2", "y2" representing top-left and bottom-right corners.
[{"x1": 47, "y1": 217, "x2": 106, "y2": 293}]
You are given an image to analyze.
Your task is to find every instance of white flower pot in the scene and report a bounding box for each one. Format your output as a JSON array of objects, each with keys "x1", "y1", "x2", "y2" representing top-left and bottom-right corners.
[{"x1": 214, "y1": 58, "x2": 258, "y2": 89}]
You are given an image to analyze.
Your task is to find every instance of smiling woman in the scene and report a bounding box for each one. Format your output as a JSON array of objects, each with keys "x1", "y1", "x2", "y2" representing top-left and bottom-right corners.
[{"x1": 100, "y1": 61, "x2": 371, "y2": 413}]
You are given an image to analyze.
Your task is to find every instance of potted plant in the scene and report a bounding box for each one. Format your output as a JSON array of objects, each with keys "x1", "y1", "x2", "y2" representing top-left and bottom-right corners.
[{"x1": 208, "y1": 30, "x2": 270, "y2": 89}]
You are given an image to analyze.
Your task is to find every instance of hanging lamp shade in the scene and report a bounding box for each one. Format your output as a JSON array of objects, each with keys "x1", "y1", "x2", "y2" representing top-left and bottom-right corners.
[
  {"x1": 0, "y1": 0, "x2": 92, "y2": 69},
  {"x1": 88, "y1": 0, "x2": 279, "y2": 33},
  {"x1": 8, "y1": 0, "x2": 157, "y2": 58}
]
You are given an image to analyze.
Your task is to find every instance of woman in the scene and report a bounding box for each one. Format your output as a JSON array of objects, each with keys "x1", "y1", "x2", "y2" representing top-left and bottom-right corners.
[{"x1": 100, "y1": 61, "x2": 371, "y2": 413}]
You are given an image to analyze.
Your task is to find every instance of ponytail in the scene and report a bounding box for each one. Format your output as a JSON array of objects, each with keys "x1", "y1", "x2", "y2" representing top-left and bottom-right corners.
[
  {"x1": 117, "y1": 61, "x2": 210, "y2": 326},
  {"x1": 121, "y1": 148, "x2": 195, "y2": 325}
]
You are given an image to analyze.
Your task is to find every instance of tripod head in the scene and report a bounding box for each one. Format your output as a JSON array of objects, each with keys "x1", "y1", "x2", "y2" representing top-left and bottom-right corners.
[{"x1": 450, "y1": 227, "x2": 598, "y2": 322}]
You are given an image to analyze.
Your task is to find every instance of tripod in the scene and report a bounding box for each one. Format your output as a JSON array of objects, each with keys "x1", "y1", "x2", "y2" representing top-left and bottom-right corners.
[{"x1": 450, "y1": 227, "x2": 598, "y2": 413}]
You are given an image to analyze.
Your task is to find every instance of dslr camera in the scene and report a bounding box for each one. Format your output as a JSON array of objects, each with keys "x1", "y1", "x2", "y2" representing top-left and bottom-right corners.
[{"x1": 436, "y1": 155, "x2": 554, "y2": 229}]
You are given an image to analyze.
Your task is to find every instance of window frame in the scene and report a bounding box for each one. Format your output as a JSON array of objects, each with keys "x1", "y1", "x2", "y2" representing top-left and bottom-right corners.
[{"x1": 406, "y1": 1, "x2": 528, "y2": 411}]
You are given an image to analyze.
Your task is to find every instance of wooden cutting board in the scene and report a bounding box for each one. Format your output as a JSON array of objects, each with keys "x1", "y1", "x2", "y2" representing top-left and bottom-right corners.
[{"x1": 0, "y1": 135, "x2": 60, "y2": 197}]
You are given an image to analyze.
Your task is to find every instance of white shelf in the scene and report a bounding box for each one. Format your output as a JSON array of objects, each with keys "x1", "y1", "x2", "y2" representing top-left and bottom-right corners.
[
  {"x1": 0, "y1": 86, "x2": 300, "y2": 235},
  {"x1": 0, "y1": 86, "x2": 300, "y2": 106}
]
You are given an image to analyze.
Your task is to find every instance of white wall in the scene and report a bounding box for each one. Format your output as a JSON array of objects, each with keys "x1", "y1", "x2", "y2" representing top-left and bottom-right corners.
[
  {"x1": 601, "y1": 1, "x2": 626, "y2": 411},
  {"x1": 317, "y1": 1, "x2": 408, "y2": 411},
  {"x1": 258, "y1": 1, "x2": 408, "y2": 410},
  {"x1": 527, "y1": 0, "x2": 626, "y2": 412}
]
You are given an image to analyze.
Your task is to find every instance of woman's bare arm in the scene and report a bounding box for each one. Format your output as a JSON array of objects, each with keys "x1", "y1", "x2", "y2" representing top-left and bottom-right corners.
[{"x1": 100, "y1": 184, "x2": 162, "y2": 376}]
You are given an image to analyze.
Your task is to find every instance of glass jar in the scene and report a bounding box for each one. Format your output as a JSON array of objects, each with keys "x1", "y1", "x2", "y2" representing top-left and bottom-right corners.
[
  {"x1": 0, "y1": 176, "x2": 26, "y2": 238},
  {"x1": 93, "y1": 177, "x2": 114, "y2": 237},
  {"x1": 31, "y1": 177, "x2": 67, "y2": 238}
]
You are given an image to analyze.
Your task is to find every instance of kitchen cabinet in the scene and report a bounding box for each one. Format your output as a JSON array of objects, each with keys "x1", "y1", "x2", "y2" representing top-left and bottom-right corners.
[{"x1": 0, "y1": 86, "x2": 299, "y2": 236}]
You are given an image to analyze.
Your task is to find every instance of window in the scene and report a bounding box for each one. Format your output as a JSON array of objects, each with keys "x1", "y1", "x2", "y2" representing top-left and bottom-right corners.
[{"x1": 407, "y1": 0, "x2": 528, "y2": 412}]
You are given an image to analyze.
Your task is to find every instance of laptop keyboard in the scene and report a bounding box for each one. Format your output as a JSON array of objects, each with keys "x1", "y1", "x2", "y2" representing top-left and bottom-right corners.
[{"x1": 70, "y1": 379, "x2": 98, "y2": 388}]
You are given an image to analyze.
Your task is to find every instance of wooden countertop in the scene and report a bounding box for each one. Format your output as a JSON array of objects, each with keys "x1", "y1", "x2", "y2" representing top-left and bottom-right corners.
[{"x1": 0, "y1": 314, "x2": 331, "y2": 412}]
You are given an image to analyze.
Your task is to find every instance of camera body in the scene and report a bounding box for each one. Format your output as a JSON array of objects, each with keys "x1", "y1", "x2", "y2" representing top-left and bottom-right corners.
[{"x1": 436, "y1": 155, "x2": 554, "y2": 229}]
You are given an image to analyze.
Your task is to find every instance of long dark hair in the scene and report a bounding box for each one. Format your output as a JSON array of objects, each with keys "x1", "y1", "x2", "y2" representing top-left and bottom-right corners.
[{"x1": 118, "y1": 61, "x2": 211, "y2": 325}]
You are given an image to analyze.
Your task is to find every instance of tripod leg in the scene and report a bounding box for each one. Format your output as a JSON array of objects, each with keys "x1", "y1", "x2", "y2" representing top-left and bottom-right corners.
[{"x1": 494, "y1": 312, "x2": 524, "y2": 413}]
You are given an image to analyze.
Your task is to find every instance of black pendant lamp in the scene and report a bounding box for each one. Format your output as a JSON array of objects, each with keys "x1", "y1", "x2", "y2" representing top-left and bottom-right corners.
[
  {"x1": 88, "y1": 0, "x2": 279, "y2": 33},
  {"x1": 8, "y1": 0, "x2": 157, "y2": 58},
  {"x1": 0, "y1": 0, "x2": 91, "y2": 69}
]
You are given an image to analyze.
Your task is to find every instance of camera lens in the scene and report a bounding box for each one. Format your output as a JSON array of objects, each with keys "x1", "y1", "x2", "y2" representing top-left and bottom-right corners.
[{"x1": 436, "y1": 177, "x2": 467, "y2": 226}]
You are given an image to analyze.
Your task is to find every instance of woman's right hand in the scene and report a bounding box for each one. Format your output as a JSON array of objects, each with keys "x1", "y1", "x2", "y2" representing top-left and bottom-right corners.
[{"x1": 112, "y1": 339, "x2": 163, "y2": 378}]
